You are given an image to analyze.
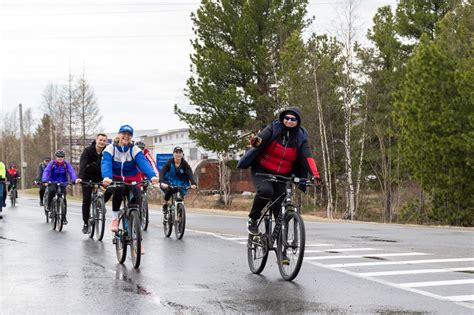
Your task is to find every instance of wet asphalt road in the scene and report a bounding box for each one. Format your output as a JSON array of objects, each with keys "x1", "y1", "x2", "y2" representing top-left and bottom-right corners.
[{"x1": 0, "y1": 195, "x2": 473, "y2": 314}]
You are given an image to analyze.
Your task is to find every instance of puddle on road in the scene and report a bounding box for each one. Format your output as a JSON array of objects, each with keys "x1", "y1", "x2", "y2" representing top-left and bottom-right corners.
[
  {"x1": 456, "y1": 270, "x2": 474, "y2": 274},
  {"x1": 363, "y1": 256, "x2": 387, "y2": 261},
  {"x1": 352, "y1": 236, "x2": 397, "y2": 243},
  {"x1": 0, "y1": 236, "x2": 25, "y2": 243}
]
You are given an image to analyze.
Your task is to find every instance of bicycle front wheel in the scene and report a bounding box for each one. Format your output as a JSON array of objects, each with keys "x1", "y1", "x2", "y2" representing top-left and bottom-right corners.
[
  {"x1": 140, "y1": 196, "x2": 149, "y2": 231},
  {"x1": 247, "y1": 217, "x2": 269, "y2": 274},
  {"x1": 50, "y1": 202, "x2": 57, "y2": 230},
  {"x1": 276, "y1": 211, "x2": 305, "y2": 281},
  {"x1": 174, "y1": 203, "x2": 186, "y2": 240},
  {"x1": 163, "y1": 208, "x2": 172, "y2": 238},
  {"x1": 10, "y1": 191, "x2": 16, "y2": 207},
  {"x1": 88, "y1": 202, "x2": 96, "y2": 239},
  {"x1": 130, "y1": 210, "x2": 142, "y2": 269},
  {"x1": 115, "y1": 217, "x2": 127, "y2": 264},
  {"x1": 57, "y1": 198, "x2": 65, "y2": 232},
  {"x1": 95, "y1": 197, "x2": 106, "y2": 241}
]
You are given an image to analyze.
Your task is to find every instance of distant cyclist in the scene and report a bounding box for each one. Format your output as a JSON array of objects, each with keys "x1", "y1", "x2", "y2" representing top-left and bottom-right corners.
[
  {"x1": 76, "y1": 133, "x2": 112, "y2": 234},
  {"x1": 42, "y1": 149, "x2": 79, "y2": 225},
  {"x1": 36, "y1": 157, "x2": 51, "y2": 206},
  {"x1": 6, "y1": 163, "x2": 20, "y2": 199},
  {"x1": 135, "y1": 141, "x2": 159, "y2": 181},
  {"x1": 159, "y1": 146, "x2": 197, "y2": 215},
  {"x1": 0, "y1": 161, "x2": 5, "y2": 218},
  {"x1": 101, "y1": 125, "x2": 158, "y2": 235}
]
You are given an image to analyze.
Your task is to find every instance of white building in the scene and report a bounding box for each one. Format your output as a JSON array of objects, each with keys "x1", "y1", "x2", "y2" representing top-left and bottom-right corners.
[{"x1": 106, "y1": 128, "x2": 217, "y2": 162}]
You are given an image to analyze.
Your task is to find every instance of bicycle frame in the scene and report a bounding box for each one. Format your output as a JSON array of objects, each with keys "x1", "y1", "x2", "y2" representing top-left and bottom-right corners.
[{"x1": 254, "y1": 174, "x2": 308, "y2": 247}]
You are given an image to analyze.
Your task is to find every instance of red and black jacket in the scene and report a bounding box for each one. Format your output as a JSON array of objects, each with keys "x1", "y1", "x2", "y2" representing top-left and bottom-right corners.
[{"x1": 237, "y1": 110, "x2": 319, "y2": 179}]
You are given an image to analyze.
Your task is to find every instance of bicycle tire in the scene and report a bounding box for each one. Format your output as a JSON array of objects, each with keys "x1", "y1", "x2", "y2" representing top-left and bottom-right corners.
[
  {"x1": 163, "y1": 207, "x2": 172, "y2": 238},
  {"x1": 247, "y1": 216, "x2": 269, "y2": 274},
  {"x1": 50, "y1": 201, "x2": 57, "y2": 230},
  {"x1": 130, "y1": 210, "x2": 142, "y2": 269},
  {"x1": 95, "y1": 197, "x2": 106, "y2": 241},
  {"x1": 175, "y1": 203, "x2": 186, "y2": 239},
  {"x1": 10, "y1": 190, "x2": 16, "y2": 207},
  {"x1": 57, "y1": 198, "x2": 65, "y2": 232},
  {"x1": 115, "y1": 217, "x2": 127, "y2": 264},
  {"x1": 141, "y1": 195, "x2": 149, "y2": 231},
  {"x1": 276, "y1": 211, "x2": 305, "y2": 281},
  {"x1": 88, "y1": 201, "x2": 96, "y2": 239}
]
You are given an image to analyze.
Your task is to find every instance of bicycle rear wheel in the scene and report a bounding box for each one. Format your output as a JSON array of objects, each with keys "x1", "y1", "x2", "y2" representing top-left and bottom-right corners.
[
  {"x1": 163, "y1": 207, "x2": 172, "y2": 238},
  {"x1": 115, "y1": 217, "x2": 127, "y2": 264},
  {"x1": 57, "y1": 198, "x2": 65, "y2": 232},
  {"x1": 247, "y1": 217, "x2": 269, "y2": 274},
  {"x1": 130, "y1": 210, "x2": 142, "y2": 269},
  {"x1": 88, "y1": 202, "x2": 96, "y2": 239},
  {"x1": 140, "y1": 196, "x2": 149, "y2": 231},
  {"x1": 276, "y1": 211, "x2": 305, "y2": 281},
  {"x1": 174, "y1": 203, "x2": 186, "y2": 239},
  {"x1": 95, "y1": 197, "x2": 106, "y2": 241}
]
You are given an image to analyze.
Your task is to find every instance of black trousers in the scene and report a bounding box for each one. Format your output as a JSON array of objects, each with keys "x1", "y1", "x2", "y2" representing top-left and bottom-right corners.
[
  {"x1": 81, "y1": 185, "x2": 113, "y2": 224},
  {"x1": 249, "y1": 166, "x2": 287, "y2": 221},
  {"x1": 47, "y1": 185, "x2": 67, "y2": 216},
  {"x1": 39, "y1": 185, "x2": 46, "y2": 202},
  {"x1": 111, "y1": 186, "x2": 141, "y2": 212},
  {"x1": 163, "y1": 187, "x2": 180, "y2": 202}
]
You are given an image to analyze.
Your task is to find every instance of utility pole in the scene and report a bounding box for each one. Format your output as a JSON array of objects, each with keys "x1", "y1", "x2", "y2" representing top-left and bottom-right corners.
[{"x1": 19, "y1": 103, "x2": 25, "y2": 190}]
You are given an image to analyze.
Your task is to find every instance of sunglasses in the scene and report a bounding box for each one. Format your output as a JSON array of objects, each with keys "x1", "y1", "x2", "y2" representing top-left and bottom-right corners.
[{"x1": 284, "y1": 116, "x2": 298, "y2": 122}]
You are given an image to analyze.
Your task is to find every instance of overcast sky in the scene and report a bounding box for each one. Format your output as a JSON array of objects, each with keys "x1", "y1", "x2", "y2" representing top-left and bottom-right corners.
[{"x1": 0, "y1": 0, "x2": 397, "y2": 133}]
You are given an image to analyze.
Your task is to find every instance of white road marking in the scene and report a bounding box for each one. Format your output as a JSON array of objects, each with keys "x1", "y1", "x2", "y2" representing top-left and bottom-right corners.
[
  {"x1": 358, "y1": 267, "x2": 474, "y2": 277},
  {"x1": 446, "y1": 295, "x2": 474, "y2": 302},
  {"x1": 305, "y1": 252, "x2": 429, "y2": 260},
  {"x1": 306, "y1": 243, "x2": 334, "y2": 247},
  {"x1": 399, "y1": 279, "x2": 474, "y2": 288},
  {"x1": 327, "y1": 258, "x2": 474, "y2": 268},
  {"x1": 306, "y1": 260, "x2": 474, "y2": 310},
  {"x1": 324, "y1": 248, "x2": 379, "y2": 252}
]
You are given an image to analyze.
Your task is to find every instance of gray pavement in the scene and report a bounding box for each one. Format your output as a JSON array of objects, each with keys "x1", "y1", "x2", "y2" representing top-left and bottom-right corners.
[{"x1": 0, "y1": 194, "x2": 473, "y2": 314}]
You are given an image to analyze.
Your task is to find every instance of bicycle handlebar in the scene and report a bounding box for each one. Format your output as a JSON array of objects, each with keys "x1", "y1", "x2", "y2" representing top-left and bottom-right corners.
[{"x1": 255, "y1": 173, "x2": 313, "y2": 186}]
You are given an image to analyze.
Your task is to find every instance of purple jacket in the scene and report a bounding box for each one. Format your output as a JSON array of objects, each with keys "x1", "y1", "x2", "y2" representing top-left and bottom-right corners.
[{"x1": 42, "y1": 160, "x2": 77, "y2": 184}]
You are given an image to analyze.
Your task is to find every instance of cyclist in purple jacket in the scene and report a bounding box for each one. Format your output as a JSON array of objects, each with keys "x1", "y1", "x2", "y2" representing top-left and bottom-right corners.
[{"x1": 42, "y1": 149, "x2": 80, "y2": 225}]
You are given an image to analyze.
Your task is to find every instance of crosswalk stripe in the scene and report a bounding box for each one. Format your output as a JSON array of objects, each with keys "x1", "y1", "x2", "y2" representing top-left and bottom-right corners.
[
  {"x1": 399, "y1": 279, "x2": 474, "y2": 288},
  {"x1": 327, "y1": 258, "x2": 474, "y2": 268},
  {"x1": 323, "y1": 248, "x2": 378, "y2": 252},
  {"x1": 445, "y1": 295, "x2": 474, "y2": 302},
  {"x1": 357, "y1": 267, "x2": 474, "y2": 277},
  {"x1": 305, "y1": 252, "x2": 429, "y2": 260},
  {"x1": 306, "y1": 244, "x2": 334, "y2": 247}
]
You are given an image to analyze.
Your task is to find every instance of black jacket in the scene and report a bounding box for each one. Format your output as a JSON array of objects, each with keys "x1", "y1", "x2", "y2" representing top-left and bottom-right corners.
[
  {"x1": 159, "y1": 158, "x2": 197, "y2": 186},
  {"x1": 78, "y1": 141, "x2": 104, "y2": 182}
]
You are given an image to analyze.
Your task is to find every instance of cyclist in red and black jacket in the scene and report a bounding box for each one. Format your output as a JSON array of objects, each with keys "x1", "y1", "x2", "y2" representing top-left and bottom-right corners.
[{"x1": 237, "y1": 107, "x2": 320, "y2": 235}]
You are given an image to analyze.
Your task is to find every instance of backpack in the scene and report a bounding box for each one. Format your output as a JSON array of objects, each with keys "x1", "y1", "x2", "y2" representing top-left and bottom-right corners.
[{"x1": 52, "y1": 162, "x2": 68, "y2": 173}]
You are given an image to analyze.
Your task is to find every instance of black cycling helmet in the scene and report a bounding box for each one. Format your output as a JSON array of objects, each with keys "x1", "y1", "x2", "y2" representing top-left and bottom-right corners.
[
  {"x1": 135, "y1": 141, "x2": 146, "y2": 150},
  {"x1": 55, "y1": 149, "x2": 66, "y2": 158}
]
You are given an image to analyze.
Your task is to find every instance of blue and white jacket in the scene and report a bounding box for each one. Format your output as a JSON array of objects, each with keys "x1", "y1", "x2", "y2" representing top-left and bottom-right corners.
[{"x1": 101, "y1": 143, "x2": 157, "y2": 183}]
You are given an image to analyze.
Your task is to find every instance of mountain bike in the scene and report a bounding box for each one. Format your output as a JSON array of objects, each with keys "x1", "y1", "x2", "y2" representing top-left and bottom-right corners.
[
  {"x1": 139, "y1": 180, "x2": 150, "y2": 231},
  {"x1": 247, "y1": 173, "x2": 312, "y2": 281},
  {"x1": 8, "y1": 178, "x2": 19, "y2": 207},
  {"x1": 82, "y1": 181, "x2": 107, "y2": 241},
  {"x1": 162, "y1": 185, "x2": 188, "y2": 240},
  {"x1": 110, "y1": 181, "x2": 144, "y2": 269},
  {"x1": 46, "y1": 182, "x2": 72, "y2": 232}
]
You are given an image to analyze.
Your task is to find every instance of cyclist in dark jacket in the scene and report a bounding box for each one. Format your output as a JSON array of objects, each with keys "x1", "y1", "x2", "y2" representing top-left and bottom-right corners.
[
  {"x1": 76, "y1": 133, "x2": 112, "y2": 234},
  {"x1": 237, "y1": 107, "x2": 320, "y2": 235},
  {"x1": 36, "y1": 158, "x2": 50, "y2": 206},
  {"x1": 6, "y1": 163, "x2": 20, "y2": 199}
]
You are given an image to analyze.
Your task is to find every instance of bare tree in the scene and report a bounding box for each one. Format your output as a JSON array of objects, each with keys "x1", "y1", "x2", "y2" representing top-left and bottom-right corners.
[
  {"x1": 75, "y1": 70, "x2": 102, "y2": 149},
  {"x1": 42, "y1": 83, "x2": 67, "y2": 157},
  {"x1": 334, "y1": 0, "x2": 361, "y2": 220}
]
